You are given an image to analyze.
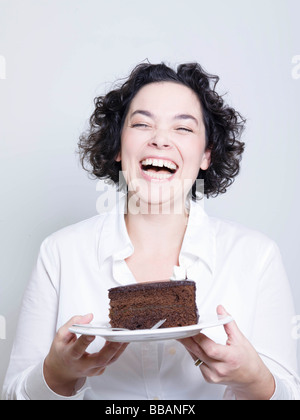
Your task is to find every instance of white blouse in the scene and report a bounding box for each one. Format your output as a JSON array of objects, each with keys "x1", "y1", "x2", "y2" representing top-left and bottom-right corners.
[{"x1": 2, "y1": 198, "x2": 300, "y2": 400}]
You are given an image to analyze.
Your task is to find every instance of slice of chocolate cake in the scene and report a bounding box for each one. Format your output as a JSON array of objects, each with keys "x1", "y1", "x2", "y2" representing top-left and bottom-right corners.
[{"x1": 108, "y1": 280, "x2": 199, "y2": 330}]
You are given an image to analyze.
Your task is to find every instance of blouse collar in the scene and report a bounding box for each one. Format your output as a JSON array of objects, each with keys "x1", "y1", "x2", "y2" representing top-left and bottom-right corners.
[{"x1": 98, "y1": 194, "x2": 216, "y2": 277}]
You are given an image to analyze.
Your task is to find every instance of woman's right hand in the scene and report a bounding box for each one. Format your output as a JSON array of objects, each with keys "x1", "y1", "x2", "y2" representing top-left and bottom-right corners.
[{"x1": 43, "y1": 314, "x2": 128, "y2": 397}]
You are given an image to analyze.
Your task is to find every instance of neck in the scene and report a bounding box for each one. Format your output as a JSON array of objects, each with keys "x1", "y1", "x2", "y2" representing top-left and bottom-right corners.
[{"x1": 125, "y1": 195, "x2": 189, "y2": 254}]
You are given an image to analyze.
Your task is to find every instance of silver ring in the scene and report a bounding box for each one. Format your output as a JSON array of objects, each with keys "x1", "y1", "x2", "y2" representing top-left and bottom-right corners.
[{"x1": 194, "y1": 358, "x2": 204, "y2": 367}]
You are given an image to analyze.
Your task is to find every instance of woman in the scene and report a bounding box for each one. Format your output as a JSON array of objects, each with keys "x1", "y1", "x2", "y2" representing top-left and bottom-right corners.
[{"x1": 3, "y1": 62, "x2": 300, "y2": 400}]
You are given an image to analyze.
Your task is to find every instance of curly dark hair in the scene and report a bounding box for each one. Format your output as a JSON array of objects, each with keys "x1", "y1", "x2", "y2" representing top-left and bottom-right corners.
[{"x1": 78, "y1": 62, "x2": 246, "y2": 198}]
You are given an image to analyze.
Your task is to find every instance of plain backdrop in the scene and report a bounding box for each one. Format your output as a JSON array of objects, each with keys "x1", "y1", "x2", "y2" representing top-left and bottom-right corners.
[{"x1": 1, "y1": 0, "x2": 300, "y2": 394}]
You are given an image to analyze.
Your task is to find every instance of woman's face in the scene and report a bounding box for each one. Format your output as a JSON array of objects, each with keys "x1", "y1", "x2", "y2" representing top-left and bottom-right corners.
[{"x1": 118, "y1": 81, "x2": 210, "y2": 210}]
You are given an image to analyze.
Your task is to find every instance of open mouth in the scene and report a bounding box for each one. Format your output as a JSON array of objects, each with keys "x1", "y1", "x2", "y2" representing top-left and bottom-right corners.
[{"x1": 140, "y1": 158, "x2": 178, "y2": 180}]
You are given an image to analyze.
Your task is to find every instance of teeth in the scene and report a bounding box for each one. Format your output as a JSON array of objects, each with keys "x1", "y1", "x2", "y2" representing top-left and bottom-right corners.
[
  {"x1": 142, "y1": 170, "x2": 173, "y2": 180},
  {"x1": 141, "y1": 158, "x2": 177, "y2": 171}
]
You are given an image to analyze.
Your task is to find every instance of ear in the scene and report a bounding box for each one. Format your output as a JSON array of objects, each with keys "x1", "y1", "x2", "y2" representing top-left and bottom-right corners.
[
  {"x1": 200, "y1": 148, "x2": 211, "y2": 171},
  {"x1": 115, "y1": 151, "x2": 121, "y2": 162}
]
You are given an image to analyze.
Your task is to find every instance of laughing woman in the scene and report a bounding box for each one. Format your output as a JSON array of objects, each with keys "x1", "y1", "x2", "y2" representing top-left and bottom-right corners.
[{"x1": 3, "y1": 63, "x2": 300, "y2": 400}]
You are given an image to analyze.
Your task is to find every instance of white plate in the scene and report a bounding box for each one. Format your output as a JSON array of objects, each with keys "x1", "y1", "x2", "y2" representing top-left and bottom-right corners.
[{"x1": 69, "y1": 315, "x2": 233, "y2": 342}]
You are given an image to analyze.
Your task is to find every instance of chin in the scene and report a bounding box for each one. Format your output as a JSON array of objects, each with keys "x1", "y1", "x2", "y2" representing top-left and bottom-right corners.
[{"x1": 127, "y1": 184, "x2": 187, "y2": 215}]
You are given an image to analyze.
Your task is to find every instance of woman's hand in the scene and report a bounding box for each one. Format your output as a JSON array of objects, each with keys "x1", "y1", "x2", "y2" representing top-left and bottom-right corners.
[
  {"x1": 179, "y1": 306, "x2": 275, "y2": 400},
  {"x1": 44, "y1": 314, "x2": 128, "y2": 397}
]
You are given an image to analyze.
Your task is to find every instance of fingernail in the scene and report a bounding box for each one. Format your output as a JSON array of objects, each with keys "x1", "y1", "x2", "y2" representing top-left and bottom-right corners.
[
  {"x1": 83, "y1": 313, "x2": 93, "y2": 318},
  {"x1": 86, "y1": 335, "x2": 95, "y2": 342}
]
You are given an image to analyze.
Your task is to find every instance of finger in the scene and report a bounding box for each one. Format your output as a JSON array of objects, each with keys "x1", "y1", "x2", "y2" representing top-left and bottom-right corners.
[
  {"x1": 187, "y1": 349, "x2": 205, "y2": 365},
  {"x1": 217, "y1": 305, "x2": 242, "y2": 344},
  {"x1": 183, "y1": 338, "x2": 230, "y2": 383},
  {"x1": 70, "y1": 334, "x2": 96, "y2": 359},
  {"x1": 87, "y1": 366, "x2": 107, "y2": 377},
  {"x1": 91, "y1": 343, "x2": 128, "y2": 374},
  {"x1": 89, "y1": 341, "x2": 128, "y2": 367},
  {"x1": 179, "y1": 337, "x2": 203, "y2": 357},
  {"x1": 58, "y1": 314, "x2": 94, "y2": 345},
  {"x1": 106, "y1": 343, "x2": 129, "y2": 365},
  {"x1": 191, "y1": 333, "x2": 228, "y2": 361},
  {"x1": 178, "y1": 337, "x2": 212, "y2": 365}
]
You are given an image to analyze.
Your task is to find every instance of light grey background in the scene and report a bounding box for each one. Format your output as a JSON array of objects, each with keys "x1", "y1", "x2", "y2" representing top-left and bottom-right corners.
[{"x1": 1, "y1": 0, "x2": 300, "y2": 394}]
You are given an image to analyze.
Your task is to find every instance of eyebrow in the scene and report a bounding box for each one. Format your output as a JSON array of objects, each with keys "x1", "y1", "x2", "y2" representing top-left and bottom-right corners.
[
  {"x1": 130, "y1": 110, "x2": 199, "y2": 125},
  {"x1": 130, "y1": 110, "x2": 153, "y2": 118},
  {"x1": 174, "y1": 114, "x2": 199, "y2": 125}
]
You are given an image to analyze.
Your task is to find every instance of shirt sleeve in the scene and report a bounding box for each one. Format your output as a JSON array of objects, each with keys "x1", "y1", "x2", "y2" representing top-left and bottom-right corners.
[
  {"x1": 223, "y1": 241, "x2": 300, "y2": 401},
  {"x1": 24, "y1": 361, "x2": 88, "y2": 400},
  {"x1": 250, "y1": 241, "x2": 300, "y2": 399},
  {"x1": 1, "y1": 237, "x2": 87, "y2": 400},
  {"x1": 270, "y1": 375, "x2": 295, "y2": 400}
]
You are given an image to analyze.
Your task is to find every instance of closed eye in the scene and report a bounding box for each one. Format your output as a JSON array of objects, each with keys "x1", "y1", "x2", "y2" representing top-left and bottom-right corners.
[
  {"x1": 176, "y1": 127, "x2": 193, "y2": 133},
  {"x1": 131, "y1": 124, "x2": 193, "y2": 132},
  {"x1": 131, "y1": 123, "x2": 150, "y2": 128}
]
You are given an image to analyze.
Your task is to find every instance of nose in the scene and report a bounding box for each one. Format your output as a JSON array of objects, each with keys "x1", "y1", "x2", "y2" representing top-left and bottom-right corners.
[{"x1": 149, "y1": 129, "x2": 172, "y2": 149}]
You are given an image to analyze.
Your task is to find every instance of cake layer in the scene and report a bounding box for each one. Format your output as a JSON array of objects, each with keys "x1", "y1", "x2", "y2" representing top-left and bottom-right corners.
[{"x1": 108, "y1": 280, "x2": 198, "y2": 330}]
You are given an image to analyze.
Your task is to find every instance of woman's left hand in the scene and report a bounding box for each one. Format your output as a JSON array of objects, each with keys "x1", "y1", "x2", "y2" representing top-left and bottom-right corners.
[{"x1": 179, "y1": 305, "x2": 275, "y2": 400}]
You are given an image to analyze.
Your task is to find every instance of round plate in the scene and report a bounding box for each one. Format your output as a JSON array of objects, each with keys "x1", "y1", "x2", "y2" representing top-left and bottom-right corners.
[{"x1": 69, "y1": 315, "x2": 233, "y2": 342}]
